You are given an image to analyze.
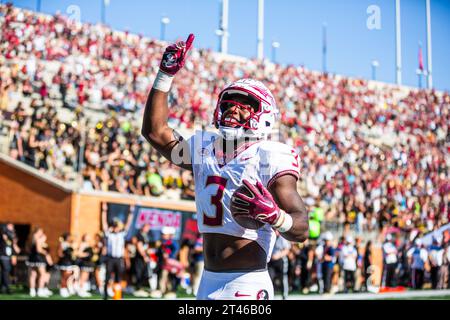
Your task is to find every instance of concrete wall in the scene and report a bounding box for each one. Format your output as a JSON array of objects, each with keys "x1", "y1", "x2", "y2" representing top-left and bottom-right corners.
[{"x1": 0, "y1": 161, "x2": 72, "y2": 260}]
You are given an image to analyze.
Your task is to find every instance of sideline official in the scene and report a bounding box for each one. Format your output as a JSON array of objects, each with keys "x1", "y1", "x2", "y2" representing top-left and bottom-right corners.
[{"x1": 101, "y1": 203, "x2": 133, "y2": 299}]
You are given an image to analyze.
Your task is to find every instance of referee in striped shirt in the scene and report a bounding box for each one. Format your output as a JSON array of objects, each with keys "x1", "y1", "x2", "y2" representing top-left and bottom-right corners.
[{"x1": 101, "y1": 203, "x2": 134, "y2": 299}]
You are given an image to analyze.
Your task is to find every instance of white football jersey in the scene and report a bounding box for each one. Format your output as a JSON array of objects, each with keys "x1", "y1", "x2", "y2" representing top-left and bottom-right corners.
[{"x1": 188, "y1": 130, "x2": 300, "y2": 262}]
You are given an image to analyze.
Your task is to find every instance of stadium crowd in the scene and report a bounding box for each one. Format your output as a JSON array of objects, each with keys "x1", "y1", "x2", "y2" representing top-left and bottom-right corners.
[
  {"x1": 0, "y1": 3, "x2": 449, "y2": 298},
  {"x1": 270, "y1": 229, "x2": 450, "y2": 298}
]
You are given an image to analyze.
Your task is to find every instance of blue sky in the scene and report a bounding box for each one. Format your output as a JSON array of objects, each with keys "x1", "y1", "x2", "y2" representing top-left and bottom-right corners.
[{"x1": 8, "y1": 0, "x2": 450, "y2": 92}]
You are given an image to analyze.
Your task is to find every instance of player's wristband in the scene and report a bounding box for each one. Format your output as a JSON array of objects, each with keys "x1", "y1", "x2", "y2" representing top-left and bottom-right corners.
[
  {"x1": 273, "y1": 210, "x2": 293, "y2": 233},
  {"x1": 153, "y1": 70, "x2": 174, "y2": 92}
]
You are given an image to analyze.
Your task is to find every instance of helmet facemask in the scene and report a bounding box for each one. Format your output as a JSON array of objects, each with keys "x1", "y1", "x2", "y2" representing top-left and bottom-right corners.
[
  {"x1": 218, "y1": 92, "x2": 260, "y2": 130},
  {"x1": 215, "y1": 90, "x2": 272, "y2": 140}
]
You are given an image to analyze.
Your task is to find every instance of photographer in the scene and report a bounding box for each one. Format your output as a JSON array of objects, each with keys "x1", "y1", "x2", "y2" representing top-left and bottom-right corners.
[
  {"x1": 133, "y1": 224, "x2": 151, "y2": 297},
  {"x1": 0, "y1": 223, "x2": 20, "y2": 294},
  {"x1": 157, "y1": 226, "x2": 183, "y2": 298}
]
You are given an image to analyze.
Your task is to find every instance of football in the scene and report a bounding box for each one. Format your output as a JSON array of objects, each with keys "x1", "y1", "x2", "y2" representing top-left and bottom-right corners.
[{"x1": 230, "y1": 184, "x2": 265, "y2": 230}]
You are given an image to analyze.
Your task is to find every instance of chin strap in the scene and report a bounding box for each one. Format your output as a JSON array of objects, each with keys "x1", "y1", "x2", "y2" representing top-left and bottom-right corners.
[
  {"x1": 219, "y1": 126, "x2": 267, "y2": 141},
  {"x1": 218, "y1": 126, "x2": 245, "y2": 140}
]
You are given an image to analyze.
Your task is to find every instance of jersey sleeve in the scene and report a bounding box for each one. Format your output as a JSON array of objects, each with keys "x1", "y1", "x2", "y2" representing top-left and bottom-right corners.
[{"x1": 259, "y1": 142, "x2": 300, "y2": 189}]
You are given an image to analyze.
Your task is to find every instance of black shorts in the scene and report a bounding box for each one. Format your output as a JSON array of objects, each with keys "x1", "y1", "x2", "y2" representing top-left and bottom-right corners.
[
  {"x1": 105, "y1": 257, "x2": 125, "y2": 283},
  {"x1": 79, "y1": 261, "x2": 95, "y2": 272},
  {"x1": 26, "y1": 254, "x2": 47, "y2": 268},
  {"x1": 57, "y1": 259, "x2": 77, "y2": 271}
]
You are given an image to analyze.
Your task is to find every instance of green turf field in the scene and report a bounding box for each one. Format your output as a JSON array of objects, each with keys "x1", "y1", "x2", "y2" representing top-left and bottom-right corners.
[
  {"x1": 0, "y1": 285, "x2": 195, "y2": 300},
  {"x1": 1, "y1": 285, "x2": 449, "y2": 300},
  {"x1": 0, "y1": 292, "x2": 196, "y2": 300}
]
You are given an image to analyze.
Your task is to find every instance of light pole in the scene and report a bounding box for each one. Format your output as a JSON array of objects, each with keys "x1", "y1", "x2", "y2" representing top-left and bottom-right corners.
[
  {"x1": 425, "y1": 0, "x2": 433, "y2": 88},
  {"x1": 417, "y1": 41, "x2": 424, "y2": 89},
  {"x1": 219, "y1": 0, "x2": 229, "y2": 54},
  {"x1": 215, "y1": 29, "x2": 224, "y2": 52},
  {"x1": 322, "y1": 23, "x2": 327, "y2": 73},
  {"x1": 271, "y1": 41, "x2": 280, "y2": 63},
  {"x1": 101, "y1": 0, "x2": 110, "y2": 25},
  {"x1": 160, "y1": 16, "x2": 170, "y2": 41},
  {"x1": 371, "y1": 60, "x2": 379, "y2": 81},
  {"x1": 416, "y1": 69, "x2": 424, "y2": 89},
  {"x1": 257, "y1": 0, "x2": 264, "y2": 60},
  {"x1": 395, "y1": 0, "x2": 402, "y2": 85}
]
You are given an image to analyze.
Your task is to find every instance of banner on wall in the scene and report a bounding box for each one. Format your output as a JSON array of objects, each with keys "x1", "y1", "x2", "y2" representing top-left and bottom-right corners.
[
  {"x1": 106, "y1": 202, "x2": 198, "y2": 242},
  {"x1": 131, "y1": 207, "x2": 183, "y2": 240}
]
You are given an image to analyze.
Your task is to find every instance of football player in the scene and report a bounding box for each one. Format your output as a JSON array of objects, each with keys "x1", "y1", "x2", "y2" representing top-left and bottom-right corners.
[{"x1": 141, "y1": 34, "x2": 309, "y2": 300}]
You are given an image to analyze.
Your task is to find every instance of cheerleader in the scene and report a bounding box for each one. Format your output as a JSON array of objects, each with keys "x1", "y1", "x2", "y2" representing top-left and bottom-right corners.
[
  {"x1": 77, "y1": 234, "x2": 95, "y2": 297},
  {"x1": 92, "y1": 232, "x2": 106, "y2": 294},
  {"x1": 40, "y1": 234, "x2": 54, "y2": 297},
  {"x1": 26, "y1": 228, "x2": 50, "y2": 297},
  {"x1": 57, "y1": 233, "x2": 77, "y2": 297}
]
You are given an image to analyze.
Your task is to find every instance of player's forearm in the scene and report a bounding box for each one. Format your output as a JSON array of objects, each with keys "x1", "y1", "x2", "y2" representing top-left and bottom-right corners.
[
  {"x1": 142, "y1": 86, "x2": 192, "y2": 170},
  {"x1": 272, "y1": 183, "x2": 309, "y2": 243},
  {"x1": 141, "y1": 88, "x2": 171, "y2": 145},
  {"x1": 279, "y1": 208, "x2": 309, "y2": 243}
]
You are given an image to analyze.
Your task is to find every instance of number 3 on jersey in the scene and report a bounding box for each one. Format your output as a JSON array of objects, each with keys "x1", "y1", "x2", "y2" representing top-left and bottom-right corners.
[{"x1": 203, "y1": 176, "x2": 228, "y2": 227}]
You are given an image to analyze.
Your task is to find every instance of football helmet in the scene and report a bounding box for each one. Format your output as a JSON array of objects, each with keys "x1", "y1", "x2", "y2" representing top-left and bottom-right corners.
[{"x1": 213, "y1": 79, "x2": 278, "y2": 140}]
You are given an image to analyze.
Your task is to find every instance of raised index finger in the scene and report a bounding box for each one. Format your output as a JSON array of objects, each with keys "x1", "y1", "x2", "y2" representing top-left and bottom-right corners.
[{"x1": 185, "y1": 33, "x2": 195, "y2": 51}]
